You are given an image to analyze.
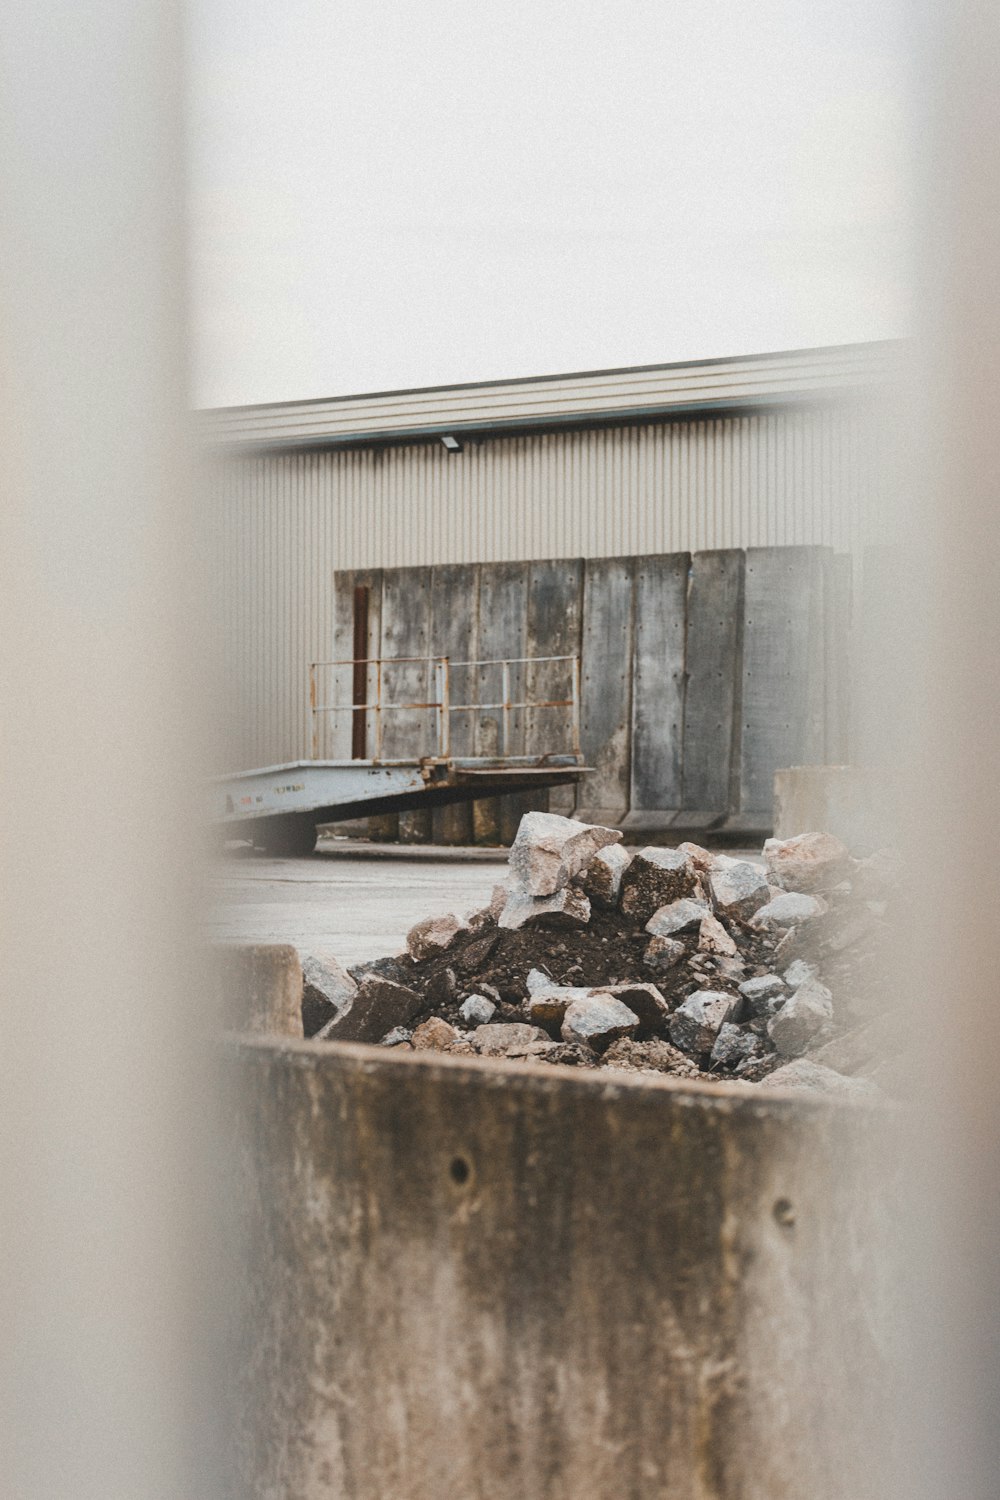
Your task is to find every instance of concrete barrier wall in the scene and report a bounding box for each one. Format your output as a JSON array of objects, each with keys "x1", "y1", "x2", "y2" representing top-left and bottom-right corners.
[
  {"x1": 335, "y1": 547, "x2": 850, "y2": 837},
  {"x1": 226, "y1": 1040, "x2": 895, "y2": 1500}
]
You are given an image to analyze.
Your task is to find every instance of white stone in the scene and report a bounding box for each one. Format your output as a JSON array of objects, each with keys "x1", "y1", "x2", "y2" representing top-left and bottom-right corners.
[
  {"x1": 595, "y1": 982, "x2": 669, "y2": 1030},
  {"x1": 471, "y1": 1022, "x2": 553, "y2": 1058},
  {"x1": 459, "y1": 994, "x2": 496, "y2": 1026},
  {"x1": 669, "y1": 990, "x2": 739, "y2": 1054},
  {"x1": 621, "y1": 846, "x2": 700, "y2": 920},
  {"x1": 583, "y1": 842, "x2": 633, "y2": 907},
  {"x1": 708, "y1": 860, "x2": 771, "y2": 922},
  {"x1": 508, "y1": 811, "x2": 622, "y2": 897},
  {"x1": 561, "y1": 995, "x2": 640, "y2": 1050},
  {"x1": 750, "y1": 892, "x2": 827, "y2": 931},
  {"x1": 763, "y1": 831, "x2": 850, "y2": 894},
  {"x1": 498, "y1": 884, "x2": 591, "y2": 931},
  {"x1": 698, "y1": 912, "x2": 738, "y2": 957},
  {"x1": 406, "y1": 911, "x2": 468, "y2": 962},
  {"x1": 645, "y1": 897, "x2": 709, "y2": 938},
  {"x1": 783, "y1": 959, "x2": 818, "y2": 989},
  {"x1": 301, "y1": 953, "x2": 358, "y2": 1036},
  {"x1": 767, "y1": 978, "x2": 834, "y2": 1057},
  {"x1": 643, "y1": 935, "x2": 686, "y2": 972},
  {"x1": 524, "y1": 986, "x2": 592, "y2": 1027}
]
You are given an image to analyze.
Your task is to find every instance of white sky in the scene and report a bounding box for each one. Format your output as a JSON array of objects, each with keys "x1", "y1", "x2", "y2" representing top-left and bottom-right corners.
[{"x1": 187, "y1": 0, "x2": 912, "y2": 408}]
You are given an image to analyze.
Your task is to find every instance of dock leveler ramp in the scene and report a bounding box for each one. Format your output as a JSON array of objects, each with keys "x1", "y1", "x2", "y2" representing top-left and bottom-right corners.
[{"x1": 210, "y1": 654, "x2": 588, "y2": 854}]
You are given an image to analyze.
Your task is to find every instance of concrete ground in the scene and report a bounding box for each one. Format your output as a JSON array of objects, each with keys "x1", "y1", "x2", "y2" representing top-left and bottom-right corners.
[
  {"x1": 209, "y1": 835, "x2": 767, "y2": 968},
  {"x1": 208, "y1": 841, "x2": 507, "y2": 967}
]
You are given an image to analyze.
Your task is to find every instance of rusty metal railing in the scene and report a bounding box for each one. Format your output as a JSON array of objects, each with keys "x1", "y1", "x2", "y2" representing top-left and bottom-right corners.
[{"x1": 308, "y1": 654, "x2": 582, "y2": 763}]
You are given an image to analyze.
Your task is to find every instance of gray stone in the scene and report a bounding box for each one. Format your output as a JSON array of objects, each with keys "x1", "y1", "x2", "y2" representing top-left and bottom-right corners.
[
  {"x1": 595, "y1": 982, "x2": 669, "y2": 1031},
  {"x1": 315, "y1": 976, "x2": 423, "y2": 1045},
  {"x1": 406, "y1": 912, "x2": 468, "y2": 962},
  {"x1": 426, "y1": 967, "x2": 457, "y2": 1004},
  {"x1": 498, "y1": 884, "x2": 591, "y2": 931},
  {"x1": 378, "y1": 1027, "x2": 413, "y2": 1047},
  {"x1": 712, "y1": 954, "x2": 747, "y2": 983},
  {"x1": 669, "y1": 990, "x2": 739, "y2": 1055},
  {"x1": 645, "y1": 897, "x2": 709, "y2": 938},
  {"x1": 643, "y1": 935, "x2": 686, "y2": 972},
  {"x1": 761, "y1": 1058, "x2": 880, "y2": 1098},
  {"x1": 561, "y1": 995, "x2": 640, "y2": 1051},
  {"x1": 750, "y1": 892, "x2": 827, "y2": 931},
  {"x1": 509, "y1": 811, "x2": 622, "y2": 897},
  {"x1": 621, "y1": 846, "x2": 700, "y2": 922},
  {"x1": 767, "y1": 978, "x2": 834, "y2": 1058},
  {"x1": 301, "y1": 952, "x2": 358, "y2": 1037},
  {"x1": 763, "y1": 831, "x2": 850, "y2": 894},
  {"x1": 526, "y1": 967, "x2": 554, "y2": 994},
  {"x1": 739, "y1": 974, "x2": 787, "y2": 1020},
  {"x1": 459, "y1": 994, "x2": 497, "y2": 1027},
  {"x1": 709, "y1": 1022, "x2": 759, "y2": 1070},
  {"x1": 583, "y1": 842, "x2": 633, "y2": 907},
  {"x1": 471, "y1": 1022, "x2": 553, "y2": 1058},
  {"x1": 783, "y1": 959, "x2": 818, "y2": 989},
  {"x1": 698, "y1": 912, "x2": 738, "y2": 957},
  {"x1": 708, "y1": 861, "x2": 771, "y2": 922}
]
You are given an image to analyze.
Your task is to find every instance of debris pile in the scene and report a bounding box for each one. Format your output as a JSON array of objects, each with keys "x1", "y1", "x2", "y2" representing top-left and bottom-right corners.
[{"x1": 304, "y1": 812, "x2": 898, "y2": 1095}]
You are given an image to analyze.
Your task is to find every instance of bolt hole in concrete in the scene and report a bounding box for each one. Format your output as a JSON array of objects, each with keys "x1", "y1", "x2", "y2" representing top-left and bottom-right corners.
[
  {"x1": 773, "y1": 1196, "x2": 796, "y2": 1229},
  {"x1": 450, "y1": 1155, "x2": 471, "y2": 1186}
]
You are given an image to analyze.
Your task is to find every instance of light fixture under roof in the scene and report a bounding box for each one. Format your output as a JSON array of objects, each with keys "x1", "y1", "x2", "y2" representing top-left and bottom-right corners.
[{"x1": 440, "y1": 434, "x2": 462, "y2": 453}]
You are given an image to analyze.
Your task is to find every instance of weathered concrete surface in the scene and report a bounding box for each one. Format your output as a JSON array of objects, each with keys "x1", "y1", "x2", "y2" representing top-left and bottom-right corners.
[
  {"x1": 227, "y1": 1040, "x2": 896, "y2": 1500},
  {"x1": 214, "y1": 943, "x2": 303, "y2": 1037}
]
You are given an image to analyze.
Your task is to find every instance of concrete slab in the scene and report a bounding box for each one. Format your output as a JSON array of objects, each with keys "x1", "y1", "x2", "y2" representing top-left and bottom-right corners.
[{"x1": 208, "y1": 848, "x2": 507, "y2": 967}]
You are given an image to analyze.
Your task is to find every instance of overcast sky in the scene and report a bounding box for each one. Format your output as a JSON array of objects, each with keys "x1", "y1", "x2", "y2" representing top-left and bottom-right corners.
[{"x1": 187, "y1": 0, "x2": 912, "y2": 408}]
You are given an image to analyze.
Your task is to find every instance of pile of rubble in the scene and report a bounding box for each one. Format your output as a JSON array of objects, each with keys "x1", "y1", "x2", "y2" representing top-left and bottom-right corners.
[{"x1": 302, "y1": 812, "x2": 899, "y2": 1096}]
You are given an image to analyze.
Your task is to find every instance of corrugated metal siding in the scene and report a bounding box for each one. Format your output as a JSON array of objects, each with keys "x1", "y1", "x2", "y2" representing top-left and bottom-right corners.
[{"x1": 208, "y1": 402, "x2": 885, "y2": 770}]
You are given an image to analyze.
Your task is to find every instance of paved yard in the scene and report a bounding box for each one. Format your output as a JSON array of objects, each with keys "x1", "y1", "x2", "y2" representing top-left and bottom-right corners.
[{"x1": 208, "y1": 844, "x2": 507, "y2": 967}]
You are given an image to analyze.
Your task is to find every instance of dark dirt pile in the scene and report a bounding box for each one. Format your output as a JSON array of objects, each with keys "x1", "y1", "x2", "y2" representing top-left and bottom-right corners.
[{"x1": 306, "y1": 820, "x2": 899, "y2": 1094}]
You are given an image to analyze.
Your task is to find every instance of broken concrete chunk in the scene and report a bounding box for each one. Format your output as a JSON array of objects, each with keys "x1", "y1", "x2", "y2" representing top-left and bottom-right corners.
[
  {"x1": 411, "y1": 1016, "x2": 460, "y2": 1051},
  {"x1": 767, "y1": 978, "x2": 834, "y2": 1058},
  {"x1": 708, "y1": 860, "x2": 771, "y2": 922},
  {"x1": 406, "y1": 911, "x2": 468, "y2": 962},
  {"x1": 643, "y1": 935, "x2": 686, "y2": 972},
  {"x1": 596, "y1": 981, "x2": 669, "y2": 1031},
  {"x1": 526, "y1": 967, "x2": 554, "y2": 994},
  {"x1": 676, "y1": 841, "x2": 715, "y2": 876},
  {"x1": 761, "y1": 1058, "x2": 880, "y2": 1098},
  {"x1": 488, "y1": 883, "x2": 508, "y2": 918},
  {"x1": 739, "y1": 974, "x2": 787, "y2": 1020},
  {"x1": 315, "y1": 975, "x2": 423, "y2": 1045},
  {"x1": 621, "y1": 846, "x2": 699, "y2": 921},
  {"x1": 669, "y1": 990, "x2": 739, "y2": 1055},
  {"x1": 645, "y1": 897, "x2": 709, "y2": 938},
  {"x1": 471, "y1": 1022, "x2": 553, "y2": 1058},
  {"x1": 498, "y1": 883, "x2": 591, "y2": 930},
  {"x1": 301, "y1": 952, "x2": 358, "y2": 1037},
  {"x1": 508, "y1": 811, "x2": 622, "y2": 897},
  {"x1": 750, "y1": 892, "x2": 827, "y2": 931},
  {"x1": 783, "y1": 959, "x2": 818, "y2": 989},
  {"x1": 712, "y1": 954, "x2": 747, "y2": 983},
  {"x1": 710, "y1": 1022, "x2": 759, "y2": 1070},
  {"x1": 525, "y1": 986, "x2": 593, "y2": 1028},
  {"x1": 763, "y1": 831, "x2": 850, "y2": 894},
  {"x1": 698, "y1": 912, "x2": 738, "y2": 957},
  {"x1": 561, "y1": 995, "x2": 640, "y2": 1051},
  {"x1": 583, "y1": 842, "x2": 633, "y2": 907},
  {"x1": 459, "y1": 994, "x2": 496, "y2": 1027}
]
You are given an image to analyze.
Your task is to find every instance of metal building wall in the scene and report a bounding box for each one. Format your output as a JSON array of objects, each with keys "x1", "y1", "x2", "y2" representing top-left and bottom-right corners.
[{"x1": 208, "y1": 401, "x2": 883, "y2": 770}]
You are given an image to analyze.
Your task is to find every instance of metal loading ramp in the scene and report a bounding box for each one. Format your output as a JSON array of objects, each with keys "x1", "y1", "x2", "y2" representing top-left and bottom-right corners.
[{"x1": 211, "y1": 653, "x2": 588, "y2": 853}]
